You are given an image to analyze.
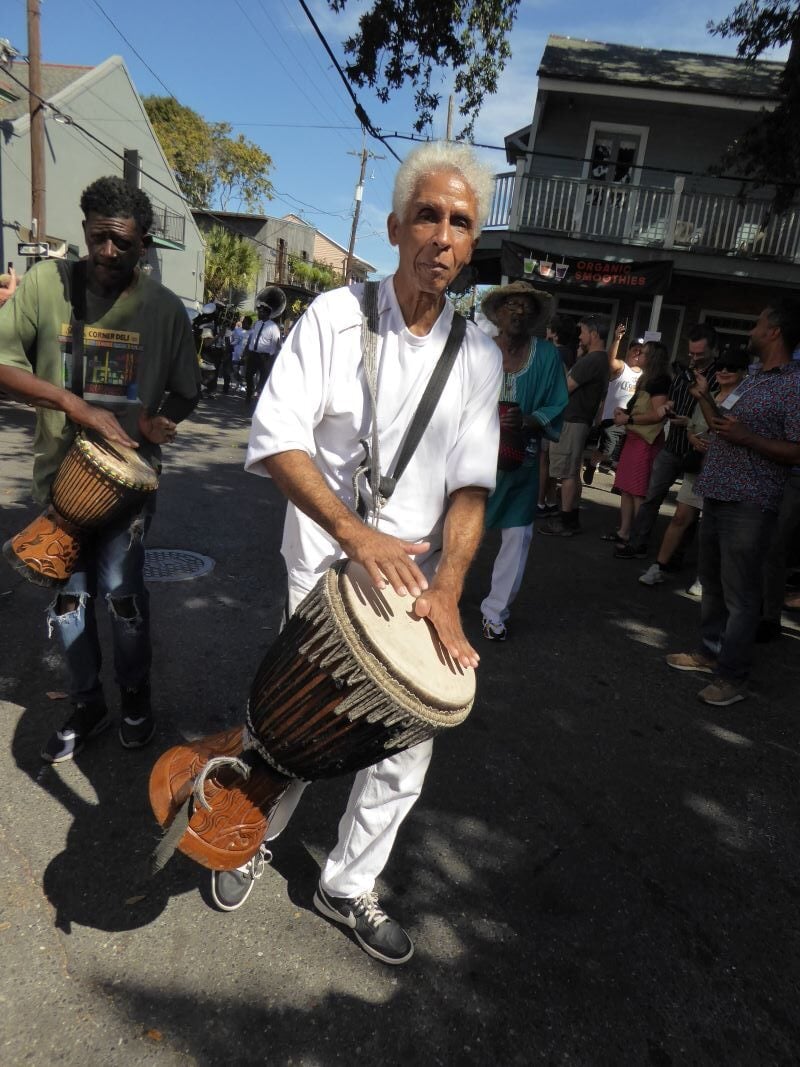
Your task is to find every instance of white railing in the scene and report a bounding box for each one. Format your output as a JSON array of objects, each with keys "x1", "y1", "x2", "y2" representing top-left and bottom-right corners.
[{"x1": 486, "y1": 173, "x2": 800, "y2": 261}]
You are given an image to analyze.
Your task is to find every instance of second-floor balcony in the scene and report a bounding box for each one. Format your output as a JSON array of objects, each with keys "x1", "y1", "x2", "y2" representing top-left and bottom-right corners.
[{"x1": 487, "y1": 172, "x2": 800, "y2": 264}]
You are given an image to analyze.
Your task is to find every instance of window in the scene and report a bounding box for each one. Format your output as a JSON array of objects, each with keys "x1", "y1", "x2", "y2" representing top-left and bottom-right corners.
[{"x1": 583, "y1": 124, "x2": 649, "y2": 187}]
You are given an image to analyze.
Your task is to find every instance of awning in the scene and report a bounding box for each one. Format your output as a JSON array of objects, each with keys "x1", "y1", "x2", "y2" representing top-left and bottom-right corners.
[{"x1": 149, "y1": 234, "x2": 185, "y2": 251}]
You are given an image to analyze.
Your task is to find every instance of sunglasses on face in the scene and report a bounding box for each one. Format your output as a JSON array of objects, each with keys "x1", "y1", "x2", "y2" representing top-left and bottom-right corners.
[{"x1": 716, "y1": 364, "x2": 745, "y2": 373}]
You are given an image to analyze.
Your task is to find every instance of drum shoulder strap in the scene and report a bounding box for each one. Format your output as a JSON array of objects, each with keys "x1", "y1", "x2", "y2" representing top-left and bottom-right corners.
[
  {"x1": 69, "y1": 260, "x2": 88, "y2": 399},
  {"x1": 358, "y1": 282, "x2": 466, "y2": 513}
]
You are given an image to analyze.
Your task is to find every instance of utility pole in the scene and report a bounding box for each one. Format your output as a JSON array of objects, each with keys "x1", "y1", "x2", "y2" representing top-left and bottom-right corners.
[
  {"x1": 446, "y1": 94, "x2": 454, "y2": 141},
  {"x1": 345, "y1": 136, "x2": 383, "y2": 282},
  {"x1": 27, "y1": 0, "x2": 46, "y2": 247}
]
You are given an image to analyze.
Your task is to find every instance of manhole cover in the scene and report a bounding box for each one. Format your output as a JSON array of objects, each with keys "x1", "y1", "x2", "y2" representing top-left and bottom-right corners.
[{"x1": 144, "y1": 549, "x2": 215, "y2": 582}]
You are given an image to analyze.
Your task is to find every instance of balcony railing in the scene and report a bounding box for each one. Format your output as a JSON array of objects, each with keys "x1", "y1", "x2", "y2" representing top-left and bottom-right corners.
[
  {"x1": 150, "y1": 199, "x2": 186, "y2": 246},
  {"x1": 488, "y1": 171, "x2": 800, "y2": 262}
]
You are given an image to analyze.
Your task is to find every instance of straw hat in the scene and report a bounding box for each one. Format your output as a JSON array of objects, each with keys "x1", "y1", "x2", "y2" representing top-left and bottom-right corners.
[{"x1": 480, "y1": 280, "x2": 554, "y2": 333}]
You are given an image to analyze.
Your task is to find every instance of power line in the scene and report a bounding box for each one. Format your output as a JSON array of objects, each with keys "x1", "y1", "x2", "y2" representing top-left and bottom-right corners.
[
  {"x1": 276, "y1": 0, "x2": 360, "y2": 130},
  {"x1": 86, "y1": 0, "x2": 178, "y2": 101},
  {"x1": 295, "y1": 0, "x2": 402, "y2": 164},
  {"x1": 1, "y1": 64, "x2": 358, "y2": 260},
  {"x1": 232, "y1": 0, "x2": 353, "y2": 151}
]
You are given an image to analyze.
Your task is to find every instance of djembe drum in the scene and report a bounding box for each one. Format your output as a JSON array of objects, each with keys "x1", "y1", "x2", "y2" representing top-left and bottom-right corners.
[
  {"x1": 3, "y1": 430, "x2": 159, "y2": 587},
  {"x1": 149, "y1": 560, "x2": 475, "y2": 871}
]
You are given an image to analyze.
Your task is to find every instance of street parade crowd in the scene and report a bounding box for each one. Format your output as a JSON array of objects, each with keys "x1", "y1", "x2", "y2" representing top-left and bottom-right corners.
[{"x1": 1, "y1": 143, "x2": 799, "y2": 967}]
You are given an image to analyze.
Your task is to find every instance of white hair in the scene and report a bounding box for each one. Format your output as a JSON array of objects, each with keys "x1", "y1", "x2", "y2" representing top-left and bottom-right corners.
[{"x1": 392, "y1": 141, "x2": 495, "y2": 234}]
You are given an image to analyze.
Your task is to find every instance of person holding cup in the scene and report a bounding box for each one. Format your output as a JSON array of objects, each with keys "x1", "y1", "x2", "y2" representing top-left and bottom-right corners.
[{"x1": 478, "y1": 281, "x2": 568, "y2": 640}]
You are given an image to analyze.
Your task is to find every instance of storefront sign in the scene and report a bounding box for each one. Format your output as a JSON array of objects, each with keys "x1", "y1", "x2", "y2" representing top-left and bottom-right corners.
[{"x1": 501, "y1": 241, "x2": 672, "y2": 295}]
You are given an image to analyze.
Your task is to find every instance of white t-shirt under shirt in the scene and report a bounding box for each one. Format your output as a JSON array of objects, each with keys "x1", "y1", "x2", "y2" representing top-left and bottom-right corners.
[
  {"x1": 245, "y1": 276, "x2": 502, "y2": 597},
  {"x1": 601, "y1": 362, "x2": 640, "y2": 421}
]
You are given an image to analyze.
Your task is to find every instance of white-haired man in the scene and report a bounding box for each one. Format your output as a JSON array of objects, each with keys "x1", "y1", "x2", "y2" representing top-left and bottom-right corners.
[{"x1": 211, "y1": 143, "x2": 502, "y2": 965}]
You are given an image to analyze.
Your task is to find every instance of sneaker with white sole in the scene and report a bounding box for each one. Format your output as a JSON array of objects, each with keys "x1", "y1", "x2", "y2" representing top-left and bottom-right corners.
[
  {"x1": 313, "y1": 883, "x2": 414, "y2": 965},
  {"x1": 481, "y1": 617, "x2": 507, "y2": 642},
  {"x1": 665, "y1": 651, "x2": 717, "y2": 674},
  {"x1": 639, "y1": 563, "x2": 665, "y2": 586},
  {"x1": 210, "y1": 844, "x2": 272, "y2": 912},
  {"x1": 41, "y1": 699, "x2": 111, "y2": 764},
  {"x1": 698, "y1": 678, "x2": 748, "y2": 706},
  {"x1": 686, "y1": 580, "x2": 703, "y2": 598},
  {"x1": 119, "y1": 681, "x2": 155, "y2": 749}
]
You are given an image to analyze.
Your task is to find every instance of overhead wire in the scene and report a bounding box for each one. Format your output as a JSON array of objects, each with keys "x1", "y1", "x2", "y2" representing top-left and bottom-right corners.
[
  {"x1": 85, "y1": 0, "x2": 179, "y2": 101},
  {"x1": 294, "y1": 0, "x2": 402, "y2": 163},
  {"x1": 1, "y1": 64, "x2": 362, "y2": 262},
  {"x1": 276, "y1": 0, "x2": 362, "y2": 131}
]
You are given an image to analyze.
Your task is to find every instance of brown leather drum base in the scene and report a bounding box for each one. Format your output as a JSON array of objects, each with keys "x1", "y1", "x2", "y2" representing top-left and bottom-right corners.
[
  {"x1": 148, "y1": 727, "x2": 291, "y2": 871},
  {"x1": 2, "y1": 508, "x2": 83, "y2": 587}
]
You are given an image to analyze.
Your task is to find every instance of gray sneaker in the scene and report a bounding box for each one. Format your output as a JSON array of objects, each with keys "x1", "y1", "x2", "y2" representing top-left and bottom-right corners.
[
  {"x1": 41, "y1": 699, "x2": 111, "y2": 763},
  {"x1": 639, "y1": 563, "x2": 665, "y2": 586},
  {"x1": 313, "y1": 883, "x2": 414, "y2": 964},
  {"x1": 210, "y1": 844, "x2": 272, "y2": 912}
]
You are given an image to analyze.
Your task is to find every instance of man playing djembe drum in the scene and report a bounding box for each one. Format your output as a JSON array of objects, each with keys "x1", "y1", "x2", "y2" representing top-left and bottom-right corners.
[
  {"x1": 217, "y1": 142, "x2": 502, "y2": 965},
  {"x1": 0, "y1": 177, "x2": 200, "y2": 762}
]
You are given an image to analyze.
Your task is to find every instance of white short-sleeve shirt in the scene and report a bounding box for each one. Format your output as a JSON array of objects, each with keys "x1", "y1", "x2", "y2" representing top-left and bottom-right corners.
[{"x1": 246, "y1": 276, "x2": 502, "y2": 595}]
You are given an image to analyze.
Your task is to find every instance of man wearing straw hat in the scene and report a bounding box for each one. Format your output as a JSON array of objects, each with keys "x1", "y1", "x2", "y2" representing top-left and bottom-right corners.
[{"x1": 478, "y1": 281, "x2": 568, "y2": 640}]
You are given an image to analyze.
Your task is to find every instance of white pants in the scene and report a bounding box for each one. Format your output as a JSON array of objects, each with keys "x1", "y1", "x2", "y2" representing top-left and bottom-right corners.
[
  {"x1": 480, "y1": 525, "x2": 533, "y2": 625},
  {"x1": 264, "y1": 575, "x2": 433, "y2": 899}
]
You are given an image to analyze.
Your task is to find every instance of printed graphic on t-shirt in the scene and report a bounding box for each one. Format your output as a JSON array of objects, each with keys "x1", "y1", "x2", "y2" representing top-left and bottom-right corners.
[{"x1": 60, "y1": 323, "x2": 143, "y2": 405}]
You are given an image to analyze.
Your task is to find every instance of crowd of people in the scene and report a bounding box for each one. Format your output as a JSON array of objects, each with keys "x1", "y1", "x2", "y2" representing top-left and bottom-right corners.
[
  {"x1": 1, "y1": 142, "x2": 799, "y2": 972},
  {"x1": 476, "y1": 291, "x2": 800, "y2": 712}
]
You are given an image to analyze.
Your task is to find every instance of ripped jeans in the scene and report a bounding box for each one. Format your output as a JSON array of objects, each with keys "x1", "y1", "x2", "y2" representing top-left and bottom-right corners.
[{"x1": 47, "y1": 506, "x2": 152, "y2": 704}]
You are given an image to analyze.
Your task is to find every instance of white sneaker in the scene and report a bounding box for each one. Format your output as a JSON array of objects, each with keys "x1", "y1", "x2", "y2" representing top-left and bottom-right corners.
[
  {"x1": 686, "y1": 579, "x2": 703, "y2": 598},
  {"x1": 639, "y1": 563, "x2": 664, "y2": 586}
]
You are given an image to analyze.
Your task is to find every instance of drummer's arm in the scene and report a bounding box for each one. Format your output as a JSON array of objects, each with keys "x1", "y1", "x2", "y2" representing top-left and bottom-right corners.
[
  {"x1": 0, "y1": 363, "x2": 137, "y2": 447},
  {"x1": 263, "y1": 449, "x2": 431, "y2": 598},
  {"x1": 413, "y1": 485, "x2": 488, "y2": 670}
]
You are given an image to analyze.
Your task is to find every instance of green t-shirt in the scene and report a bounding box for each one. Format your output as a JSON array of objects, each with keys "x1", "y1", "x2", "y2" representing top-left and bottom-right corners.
[{"x1": 0, "y1": 259, "x2": 200, "y2": 502}]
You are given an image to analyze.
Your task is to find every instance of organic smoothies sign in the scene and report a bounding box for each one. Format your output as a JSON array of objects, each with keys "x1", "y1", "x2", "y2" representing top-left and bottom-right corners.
[{"x1": 501, "y1": 241, "x2": 673, "y2": 295}]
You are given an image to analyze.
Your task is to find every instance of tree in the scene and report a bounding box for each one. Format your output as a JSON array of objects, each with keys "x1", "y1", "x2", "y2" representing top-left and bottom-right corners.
[
  {"x1": 144, "y1": 97, "x2": 214, "y2": 206},
  {"x1": 202, "y1": 225, "x2": 261, "y2": 304},
  {"x1": 144, "y1": 96, "x2": 274, "y2": 211},
  {"x1": 328, "y1": 0, "x2": 520, "y2": 137},
  {"x1": 708, "y1": 2, "x2": 800, "y2": 210}
]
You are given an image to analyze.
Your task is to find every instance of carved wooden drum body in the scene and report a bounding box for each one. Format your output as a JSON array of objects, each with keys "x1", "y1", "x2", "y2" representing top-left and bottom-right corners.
[
  {"x1": 149, "y1": 561, "x2": 475, "y2": 871},
  {"x1": 3, "y1": 431, "x2": 158, "y2": 586}
]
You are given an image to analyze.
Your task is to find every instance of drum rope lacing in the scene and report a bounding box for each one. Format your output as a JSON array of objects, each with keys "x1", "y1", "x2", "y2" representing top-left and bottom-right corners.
[{"x1": 189, "y1": 566, "x2": 472, "y2": 814}]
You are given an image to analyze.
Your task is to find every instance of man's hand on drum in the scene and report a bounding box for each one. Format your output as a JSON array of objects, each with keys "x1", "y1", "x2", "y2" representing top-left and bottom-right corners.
[
  {"x1": 68, "y1": 397, "x2": 138, "y2": 449},
  {"x1": 339, "y1": 524, "x2": 430, "y2": 599},
  {"x1": 412, "y1": 587, "x2": 479, "y2": 670},
  {"x1": 139, "y1": 411, "x2": 178, "y2": 445}
]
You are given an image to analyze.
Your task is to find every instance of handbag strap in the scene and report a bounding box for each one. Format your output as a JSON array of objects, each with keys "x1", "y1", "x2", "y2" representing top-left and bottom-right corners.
[
  {"x1": 69, "y1": 260, "x2": 88, "y2": 398},
  {"x1": 356, "y1": 280, "x2": 466, "y2": 520}
]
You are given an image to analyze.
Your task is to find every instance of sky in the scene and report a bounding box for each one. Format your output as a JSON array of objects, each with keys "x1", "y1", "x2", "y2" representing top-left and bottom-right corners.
[{"x1": 2, "y1": 0, "x2": 788, "y2": 277}]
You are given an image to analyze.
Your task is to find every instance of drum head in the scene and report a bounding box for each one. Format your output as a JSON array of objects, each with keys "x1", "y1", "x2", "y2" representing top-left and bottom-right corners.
[
  {"x1": 79, "y1": 431, "x2": 158, "y2": 490},
  {"x1": 337, "y1": 561, "x2": 475, "y2": 711}
]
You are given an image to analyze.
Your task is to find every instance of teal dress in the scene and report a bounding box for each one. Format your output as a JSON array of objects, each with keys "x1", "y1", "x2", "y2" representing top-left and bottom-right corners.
[{"x1": 485, "y1": 337, "x2": 568, "y2": 529}]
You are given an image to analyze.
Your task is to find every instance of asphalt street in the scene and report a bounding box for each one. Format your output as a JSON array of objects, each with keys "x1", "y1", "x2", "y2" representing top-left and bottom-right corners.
[{"x1": 1, "y1": 393, "x2": 799, "y2": 1067}]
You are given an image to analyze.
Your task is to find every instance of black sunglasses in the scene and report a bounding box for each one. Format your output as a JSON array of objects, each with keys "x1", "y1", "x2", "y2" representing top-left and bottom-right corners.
[{"x1": 716, "y1": 364, "x2": 746, "y2": 372}]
